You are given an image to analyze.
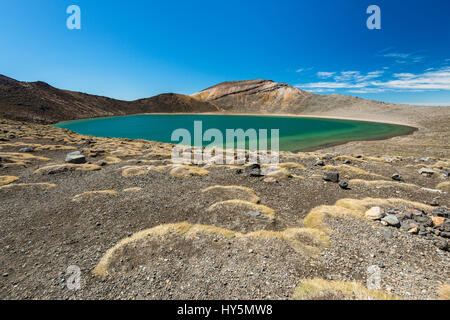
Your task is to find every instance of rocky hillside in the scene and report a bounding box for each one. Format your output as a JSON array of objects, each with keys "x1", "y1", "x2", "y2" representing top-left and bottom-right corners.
[
  {"x1": 191, "y1": 79, "x2": 392, "y2": 114},
  {"x1": 0, "y1": 75, "x2": 220, "y2": 124}
]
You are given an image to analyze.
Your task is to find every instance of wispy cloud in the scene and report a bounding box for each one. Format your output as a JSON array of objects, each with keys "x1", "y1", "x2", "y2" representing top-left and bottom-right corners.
[
  {"x1": 317, "y1": 71, "x2": 335, "y2": 78},
  {"x1": 381, "y1": 51, "x2": 425, "y2": 64},
  {"x1": 296, "y1": 66, "x2": 450, "y2": 93}
]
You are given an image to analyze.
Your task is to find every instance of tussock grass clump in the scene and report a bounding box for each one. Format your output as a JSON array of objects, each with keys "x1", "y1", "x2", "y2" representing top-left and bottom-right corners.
[
  {"x1": 201, "y1": 185, "x2": 260, "y2": 203},
  {"x1": 436, "y1": 181, "x2": 450, "y2": 192},
  {"x1": 323, "y1": 164, "x2": 384, "y2": 179},
  {"x1": 170, "y1": 165, "x2": 209, "y2": 178},
  {"x1": 121, "y1": 166, "x2": 148, "y2": 177},
  {"x1": 438, "y1": 284, "x2": 450, "y2": 300},
  {"x1": 207, "y1": 200, "x2": 275, "y2": 219},
  {"x1": 349, "y1": 179, "x2": 419, "y2": 190},
  {"x1": 122, "y1": 187, "x2": 142, "y2": 193},
  {"x1": 92, "y1": 222, "x2": 329, "y2": 278},
  {"x1": 279, "y1": 162, "x2": 306, "y2": 170},
  {"x1": 0, "y1": 175, "x2": 19, "y2": 186},
  {"x1": 0, "y1": 182, "x2": 56, "y2": 190},
  {"x1": 292, "y1": 278, "x2": 397, "y2": 300}
]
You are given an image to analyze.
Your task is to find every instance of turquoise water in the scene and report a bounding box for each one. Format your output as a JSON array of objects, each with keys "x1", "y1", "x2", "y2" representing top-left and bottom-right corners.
[{"x1": 54, "y1": 114, "x2": 415, "y2": 152}]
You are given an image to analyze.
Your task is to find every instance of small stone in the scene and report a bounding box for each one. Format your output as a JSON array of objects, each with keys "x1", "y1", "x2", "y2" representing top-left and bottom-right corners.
[
  {"x1": 391, "y1": 173, "x2": 402, "y2": 181},
  {"x1": 365, "y1": 207, "x2": 384, "y2": 220},
  {"x1": 430, "y1": 199, "x2": 439, "y2": 207},
  {"x1": 343, "y1": 159, "x2": 351, "y2": 164},
  {"x1": 418, "y1": 168, "x2": 435, "y2": 176},
  {"x1": 247, "y1": 211, "x2": 261, "y2": 217},
  {"x1": 382, "y1": 214, "x2": 400, "y2": 227},
  {"x1": 338, "y1": 180, "x2": 349, "y2": 189},
  {"x1": 19, "y1": 147, "x2": 34, "y2": 153},
  {"x1": 431, "y1": 216, "x2": 445, "y2": 227},
  {"x1": 2, "y1": 273, "x2": 8, "y2": 277},
  {"x1": 314, "y1": 160, "x2": 325, "y2": 166},
  {"x1": 408, "y1": 227, "x2": 419, "y2": 234},
  {"x1": 263, "y1": 177, "x2": 278, "y2": 183},
  {"x1": 323, "y1": 171, "x2": 339, "y2": 183},
  {"x1": 434, "y1": 239, "x2": 449, "y2": 251}
]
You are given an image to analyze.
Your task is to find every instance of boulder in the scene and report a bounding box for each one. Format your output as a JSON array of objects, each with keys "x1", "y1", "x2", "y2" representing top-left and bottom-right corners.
[
  {"x1": 365, "y1": 207, "x2": 384, "y2": 220},
  {"x1": 65, "y1": 151, "x2": 86, "y2": 164},
  {"x1": 323, "y1": 171, "x2": 339, "y2": 183},
  {"x1": 418, "y1": 168, "x2": 435, "y2": 176},
  {"x1": 382, "y1": 214, "x2": 400, "y2": 227}
]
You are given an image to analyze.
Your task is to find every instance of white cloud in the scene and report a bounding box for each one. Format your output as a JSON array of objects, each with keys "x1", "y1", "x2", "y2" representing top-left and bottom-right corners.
[
  {"x1": 317, "y1": 72, "x2": 335, "y2": 78},
  {"x1": 296, "y1": 67, "x2": 450, "y2": 92}
]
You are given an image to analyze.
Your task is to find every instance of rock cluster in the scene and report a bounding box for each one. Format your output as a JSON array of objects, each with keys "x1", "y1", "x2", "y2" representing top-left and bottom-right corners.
[{"x1": 365, "y1": 206, "x2": 450, "y2": 251}]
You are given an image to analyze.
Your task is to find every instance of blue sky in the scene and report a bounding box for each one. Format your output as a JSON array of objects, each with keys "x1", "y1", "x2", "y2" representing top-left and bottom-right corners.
[{"x1": 0, "y1": 0, "x2": 449, "y2": 105}]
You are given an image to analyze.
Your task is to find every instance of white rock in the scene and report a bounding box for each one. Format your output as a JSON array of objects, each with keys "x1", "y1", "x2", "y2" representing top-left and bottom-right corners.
[{"x1": 365, "y1": 206, "x2": 384, "y2": 220}]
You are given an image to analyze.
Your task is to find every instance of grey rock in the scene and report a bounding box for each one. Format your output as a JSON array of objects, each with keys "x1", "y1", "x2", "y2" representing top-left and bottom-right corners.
[
  {"x1": 19, "y1": 147, "x2": 34, "y2": 153},
  {"x1": 247, "y1": 211, "x2": 261, "y2": 217},
  {"x1": 65, "y1": 151, "x2": 86, "y2": 164},
  {"x1": 382, "y1": 214, "x2": 400, "y2": 227},
  {"x1": 414, "y1": 216, "x2": 433, "y2": 227},
  {"x1": 391, "y1": 173, "x2": 402, "y2": 181},
  {"x1": 365, "y1": 207, "x2": 384, "y2": 220},
  {"x1": 418, "y1": 168, "x2": 435, "y2": 176},
  {"x1": 314, "y1": 160, "x2": 325, "y2": 166},
  {"x1": 430, "y1": 199, "x2": 439, "y2": 207},
  {"x1": 434, "y1": 239, "x2": 449, "y2": 251},
  {"x1": 339, "y1": 180, "x2": 349, "y2": 189},
  {"x1": 323, "y1": 171, "x2": 339, "y2": 183},
  {"x1": 381, "y1": 229, "x2": 393, "y2": 239}
]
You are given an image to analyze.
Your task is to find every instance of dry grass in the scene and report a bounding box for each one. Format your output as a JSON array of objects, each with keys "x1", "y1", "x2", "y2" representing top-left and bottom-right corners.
[
  {"x1": 303, "y1": 197, "x2": 433, "y2": 234},
  {"x1": 121, "y1": 166, "x2": 148, "y2": 177},
  {"x1": 292, "y1": 278, "x2": 398, "y2": 300},
  {"x1": 170, "y1": 165, "x2": 209, "y2": 178},
  {"x1": 323, "y1": 164, "x2": 384, "y2": 179},
  {"x1": 122, "y1": 187, "x2": 142, "y2": 193},
  {"x1": 207, "y1": 200, "x2": 276, "y2": 219},
  {"x1": 436, "y1": 181, "x2": 450, "y2": 192},
  {"x1": 279, "y1": 162, "x2": 306, "y2": 170},
  {"x1": 0, "y1": 182, "x2": 57, "y2": 190},
  {"x1": 0, "y1": 175, "x2": 19, "y2": 186},
  {"x1": 333, "y1": 155, "x2": 366, "y2": 163},
  {"x1": 201, "y1": 185, "x2": 260, "y2": 203},
  {"x1": 92, "y1": 222, "x2": 329, "y2": 278},
  {"x1": 264, "y1": 167, "x2": 292, "y2": 180},
  {"x1": 349, "y1": 179, "x2": 419, "y2": 190},
  {"x1": 438, "y1": 284, "x2": 450, "y2": 300}
]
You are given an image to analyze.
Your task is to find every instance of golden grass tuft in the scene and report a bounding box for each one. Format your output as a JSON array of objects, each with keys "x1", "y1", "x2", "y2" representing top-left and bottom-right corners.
[
  {"x1": 170, "y1": 165, "x2": 209, "y2": 178},
  {"x1": 92, "y1": 222, "x2": 328, "y2": 278},
  {"x1": 72, "y1": 190, "x2": 118, "y2": 202},
  {"x1": 207, "y1": 200, "x2": 276, "y2": 219},
  {"x1": 0, "y1": 182, "x2": 57, "y2": 190},
  {"x1": 0, "y1": 175, "x2": 19, "y2": 186},
  {"x1": 438, "y1": 284, "x2": 450, "y2": 300},
  {"x1": 264, "y1": 167, "x2": 292, "y2": 180},
  {"x1": 349, "y1": 179, "x2": 419, "y2": 190},
  {"x1": 121, "y1": 166, "x2": 148, "y2": 177},
  {"x1": 333, "y1": 155, "x2": 366, "y2": 163},
  {"x1": 292, "y1": 278, "x2": 398, "y2": 300},
  {"x1": 201, "y1": 185, "x2": 260, "y2": 203},
  {"x1": 436, "y1": 181, "x2": 450, "y2": 192},
  {"x1": 279, "y1": 162, "x2": 306, "y2": 170},
  {"x1": 123, "y1": 187, "x2": 142, "y2": 193},
  {"x1": 323, "y1": 164, "x2": 384, "y2": 179}
]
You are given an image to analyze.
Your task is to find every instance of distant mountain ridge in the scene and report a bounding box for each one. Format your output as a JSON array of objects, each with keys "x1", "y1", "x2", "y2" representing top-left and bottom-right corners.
[
  {"x1": 0, "y1": 74, "x2": 220, "y2": 123},
  {"x1": 191, "y1": 79, "x2": 389, "y2": 114},
  {"x1": 0, "y1": 75, "x2": 420, "y2": 125}
]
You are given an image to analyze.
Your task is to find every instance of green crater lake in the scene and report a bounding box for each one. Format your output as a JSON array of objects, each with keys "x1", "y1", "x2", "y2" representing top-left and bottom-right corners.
[{"x1": 54, "y1": 114, "x2": 415, "y2": 152}]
